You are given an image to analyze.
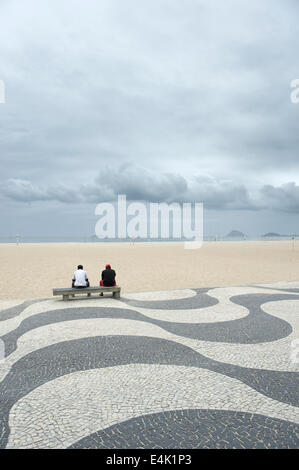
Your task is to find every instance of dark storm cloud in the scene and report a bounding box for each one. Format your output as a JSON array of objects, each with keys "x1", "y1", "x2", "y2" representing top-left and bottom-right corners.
[
  {"x1": 0, "y1": 179, "x2": 81, "y2": 203},
  {"x1": 261, "y1": 183, "x2": 299, "y2": 213},
  {"x1": 93, "y1": 163, "x2": 188, "y2": 203},
  {"x1": 3, "y1": 163, "x2": 298, "y2": 213}
]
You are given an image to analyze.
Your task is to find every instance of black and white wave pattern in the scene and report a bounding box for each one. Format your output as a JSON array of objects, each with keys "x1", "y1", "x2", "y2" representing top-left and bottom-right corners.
[{"x1": 0, "y1": 283, "x2": 298, "y2": 449}]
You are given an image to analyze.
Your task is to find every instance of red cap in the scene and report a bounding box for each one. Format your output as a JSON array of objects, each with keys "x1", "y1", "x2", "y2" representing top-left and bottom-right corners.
[{"x1": 106, "y1": 264, "x2": 111, "y2": 268}]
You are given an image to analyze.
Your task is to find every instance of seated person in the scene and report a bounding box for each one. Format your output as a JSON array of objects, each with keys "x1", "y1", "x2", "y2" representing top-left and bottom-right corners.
[
  {"x1": 72, "y1": 265, "x2": 90, "y2": 288},
  {"x1": 100, "y1": 264, "x2": 116, "y2": 295}
]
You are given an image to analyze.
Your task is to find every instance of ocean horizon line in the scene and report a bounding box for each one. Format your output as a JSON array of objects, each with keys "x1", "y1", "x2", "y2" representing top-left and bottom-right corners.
[{"x1": 0, "y1": 235, "x2": 297, "y2": 244}]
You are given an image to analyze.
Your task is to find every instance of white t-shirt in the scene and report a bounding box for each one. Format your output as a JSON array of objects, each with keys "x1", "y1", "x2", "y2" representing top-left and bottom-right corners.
[{"x1": 72, "y1": 269, "x2": 88, "y2": 287}]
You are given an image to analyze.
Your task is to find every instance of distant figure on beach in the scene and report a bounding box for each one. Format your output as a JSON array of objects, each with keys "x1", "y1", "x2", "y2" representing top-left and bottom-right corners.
[
  {"x1": 100, "y1": 264, "x2": 116, "y2": 295},
  {"x1": 72, "y1": 265, "x2": 90, "y2": 288}
]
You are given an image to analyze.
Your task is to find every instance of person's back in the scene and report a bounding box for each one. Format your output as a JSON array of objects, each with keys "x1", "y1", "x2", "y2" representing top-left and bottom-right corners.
[
  {"x1": 101, "y1": 264, "x2": 116, "y2": 286},
  {"x1": 72, "y1": 265, "x2": 89, "y2": 288}
]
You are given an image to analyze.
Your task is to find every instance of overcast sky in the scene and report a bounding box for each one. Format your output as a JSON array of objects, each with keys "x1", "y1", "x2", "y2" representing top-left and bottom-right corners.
[{"x1": 0, "y1": 0, "x2": 298, "y2": 238}]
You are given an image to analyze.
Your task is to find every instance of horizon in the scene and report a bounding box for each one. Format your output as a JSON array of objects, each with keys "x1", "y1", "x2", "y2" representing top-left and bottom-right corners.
[{"x1": 0, "y1": 0, "x2": 299, "y2": 238}]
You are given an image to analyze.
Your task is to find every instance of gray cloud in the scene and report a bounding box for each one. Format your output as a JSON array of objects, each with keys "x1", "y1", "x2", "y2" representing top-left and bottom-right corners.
[
  {"x1": 1, "y1": 179, "x2": 81, "y2": 203},
  {"x1": 1, "y1": 179, "x2": 49, "y2": 203},
  {"x1": 261, "y1": 182, "x2": 299, "y2": 213},
  {"x1": 93, "y1": 163, "x2": 188, "y2": 203},
  {"x1": 2, "y1": 164, "x2": 299, "y2": 214}
]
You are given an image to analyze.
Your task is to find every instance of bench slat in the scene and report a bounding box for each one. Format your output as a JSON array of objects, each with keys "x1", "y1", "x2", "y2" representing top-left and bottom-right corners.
[
  {"x1": 53, "y1": 287, "x2": 120, "y2": 293},
  {"x1": 53, "y1": 286, "x2": 121, "y2": 300}
]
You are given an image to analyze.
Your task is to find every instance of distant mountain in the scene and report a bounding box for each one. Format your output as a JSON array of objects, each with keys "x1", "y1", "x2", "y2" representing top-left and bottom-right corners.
[
  {"x1": 226, "y1": 230, "x2": 246, "y2": 238},
  {"x1": 262, "y1": 232, "x2": 282, "y2": 237}
]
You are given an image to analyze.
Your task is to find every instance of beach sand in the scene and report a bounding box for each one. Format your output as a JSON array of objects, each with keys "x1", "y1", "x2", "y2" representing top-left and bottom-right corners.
[{"x1": 0, "y1": 240, "x2": 299, "y2": 300}]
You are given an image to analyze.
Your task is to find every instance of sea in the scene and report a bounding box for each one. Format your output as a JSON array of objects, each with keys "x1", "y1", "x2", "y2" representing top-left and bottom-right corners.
[{"x1": 0, "y1": 235, "x2": 297, "y2": 244}]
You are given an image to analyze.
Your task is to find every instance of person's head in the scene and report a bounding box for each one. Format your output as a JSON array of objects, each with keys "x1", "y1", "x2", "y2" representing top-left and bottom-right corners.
[
  {"x1": 77, "y1": 265, "x2": 83, "y2": 270},
  {"x1": 105, "y1": 264, "x2": 111, "y2": 269}
]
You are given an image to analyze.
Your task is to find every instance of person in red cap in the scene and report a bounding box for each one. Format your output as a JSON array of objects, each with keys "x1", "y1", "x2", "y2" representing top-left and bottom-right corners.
[{"x1": 100, "y1": 264, "x2": 116, "y2": 295}]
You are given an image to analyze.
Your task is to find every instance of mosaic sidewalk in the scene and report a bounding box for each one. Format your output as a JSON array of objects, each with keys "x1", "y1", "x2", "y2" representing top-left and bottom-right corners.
[{"x1": 0, "y1": 282, "x2": 298, "y2": 449}]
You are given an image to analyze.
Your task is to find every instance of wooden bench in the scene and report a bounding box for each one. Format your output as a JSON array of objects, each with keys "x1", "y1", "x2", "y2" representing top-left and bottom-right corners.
[{"x1": 53, "y1": 286, "x2": 121, "y2": 301}]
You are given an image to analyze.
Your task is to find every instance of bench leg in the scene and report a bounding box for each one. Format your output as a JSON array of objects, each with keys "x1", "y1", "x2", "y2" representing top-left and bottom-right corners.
[
  {"x1": 87, "y1": 293, "x2": 91, "y2": 297},
  {"x1": 113, "y1": 291, "x2": 120, "y2": 299},
  {"x1": 63, "y1": 295, "x2": 69, "y2": 301}
]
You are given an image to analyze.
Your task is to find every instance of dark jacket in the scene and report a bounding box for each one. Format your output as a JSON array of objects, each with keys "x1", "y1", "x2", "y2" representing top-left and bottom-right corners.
[{"x1": 101, "y1": 268, "x2": 116, "y2": 286}]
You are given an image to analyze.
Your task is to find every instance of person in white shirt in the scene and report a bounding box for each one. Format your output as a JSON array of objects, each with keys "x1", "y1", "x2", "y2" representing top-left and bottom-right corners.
[{"x1": 72, "y1": 265, "x2": 90, "y2": 288}]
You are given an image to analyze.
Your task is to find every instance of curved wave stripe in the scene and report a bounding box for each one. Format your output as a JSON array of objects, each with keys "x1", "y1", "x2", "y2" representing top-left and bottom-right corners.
[
  {"x1": 143, "y1": 292, "x2": 295, "y2": 343},
  {"x1": 6, "y1": 364, "x2": 299, "y2": 449},
  {"x1": 1, "y1": 293, "x2": 296, "y2": 368},
  {"x1": 0, "y1": 300, "x2": 26, "y2": 313},
  {"x1": 132, "y1": 298, "x2": 248, "y2": 323},
  {"x1": 257, "y1": 282, "x2": 299, "y2": 290},
  {"x1": 1, "y1": 306, "x2": 162, "y2": 358},
  {"x1": 121, "y1": 286, "x2": 299, "y2": 326},
  {"x1": 186, "y1": 299, "x2": 299, "y2": 372},
  {"x1": 0, "y1": 296, "x2": 130, "y2": 336},
  {"x1": 121, "y1": 288, "x2": 219, "y2": 311},
  {"x1": 0, "y1": 293, "x2": 293, "y2": 368},
  {"x1": 0, "y1": 299, "x2": 42, "y2": 322},
  {"x1": 1, "y1": 334, "x2": 298, "y2": 449},
  {"x1": 121, "y1": 289, "x2": 197, "y2": 301},
  {"x1": 2, "y1": 286, "x2": 297, "y2": 343},
  {"x1": 2, "y1": 298, "x2": 297, "y2": 389},
  {"x1": 210, "y1": 285, "x2": 299, "y2": 296},
  {"x1": 122, "y1": 285, "x2": 298, "y2": 311},
  {"x1": 1, "y1": 283, "x2": 298, "y2": 450},
  {"x1": 0, "y1": 318, "x2": 198, "y2": 382},
  {"x1": 2, "y1": 293, "x2": 295, "y2": 357},
  {"x1": 69, "y1": 408, "x2": 299, "y2": 449}
]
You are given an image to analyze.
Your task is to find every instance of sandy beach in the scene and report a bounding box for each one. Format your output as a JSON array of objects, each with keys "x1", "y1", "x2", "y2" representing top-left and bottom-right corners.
[{"x1": 0, "y1": 240, "x2": 298, "y2": 300}]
